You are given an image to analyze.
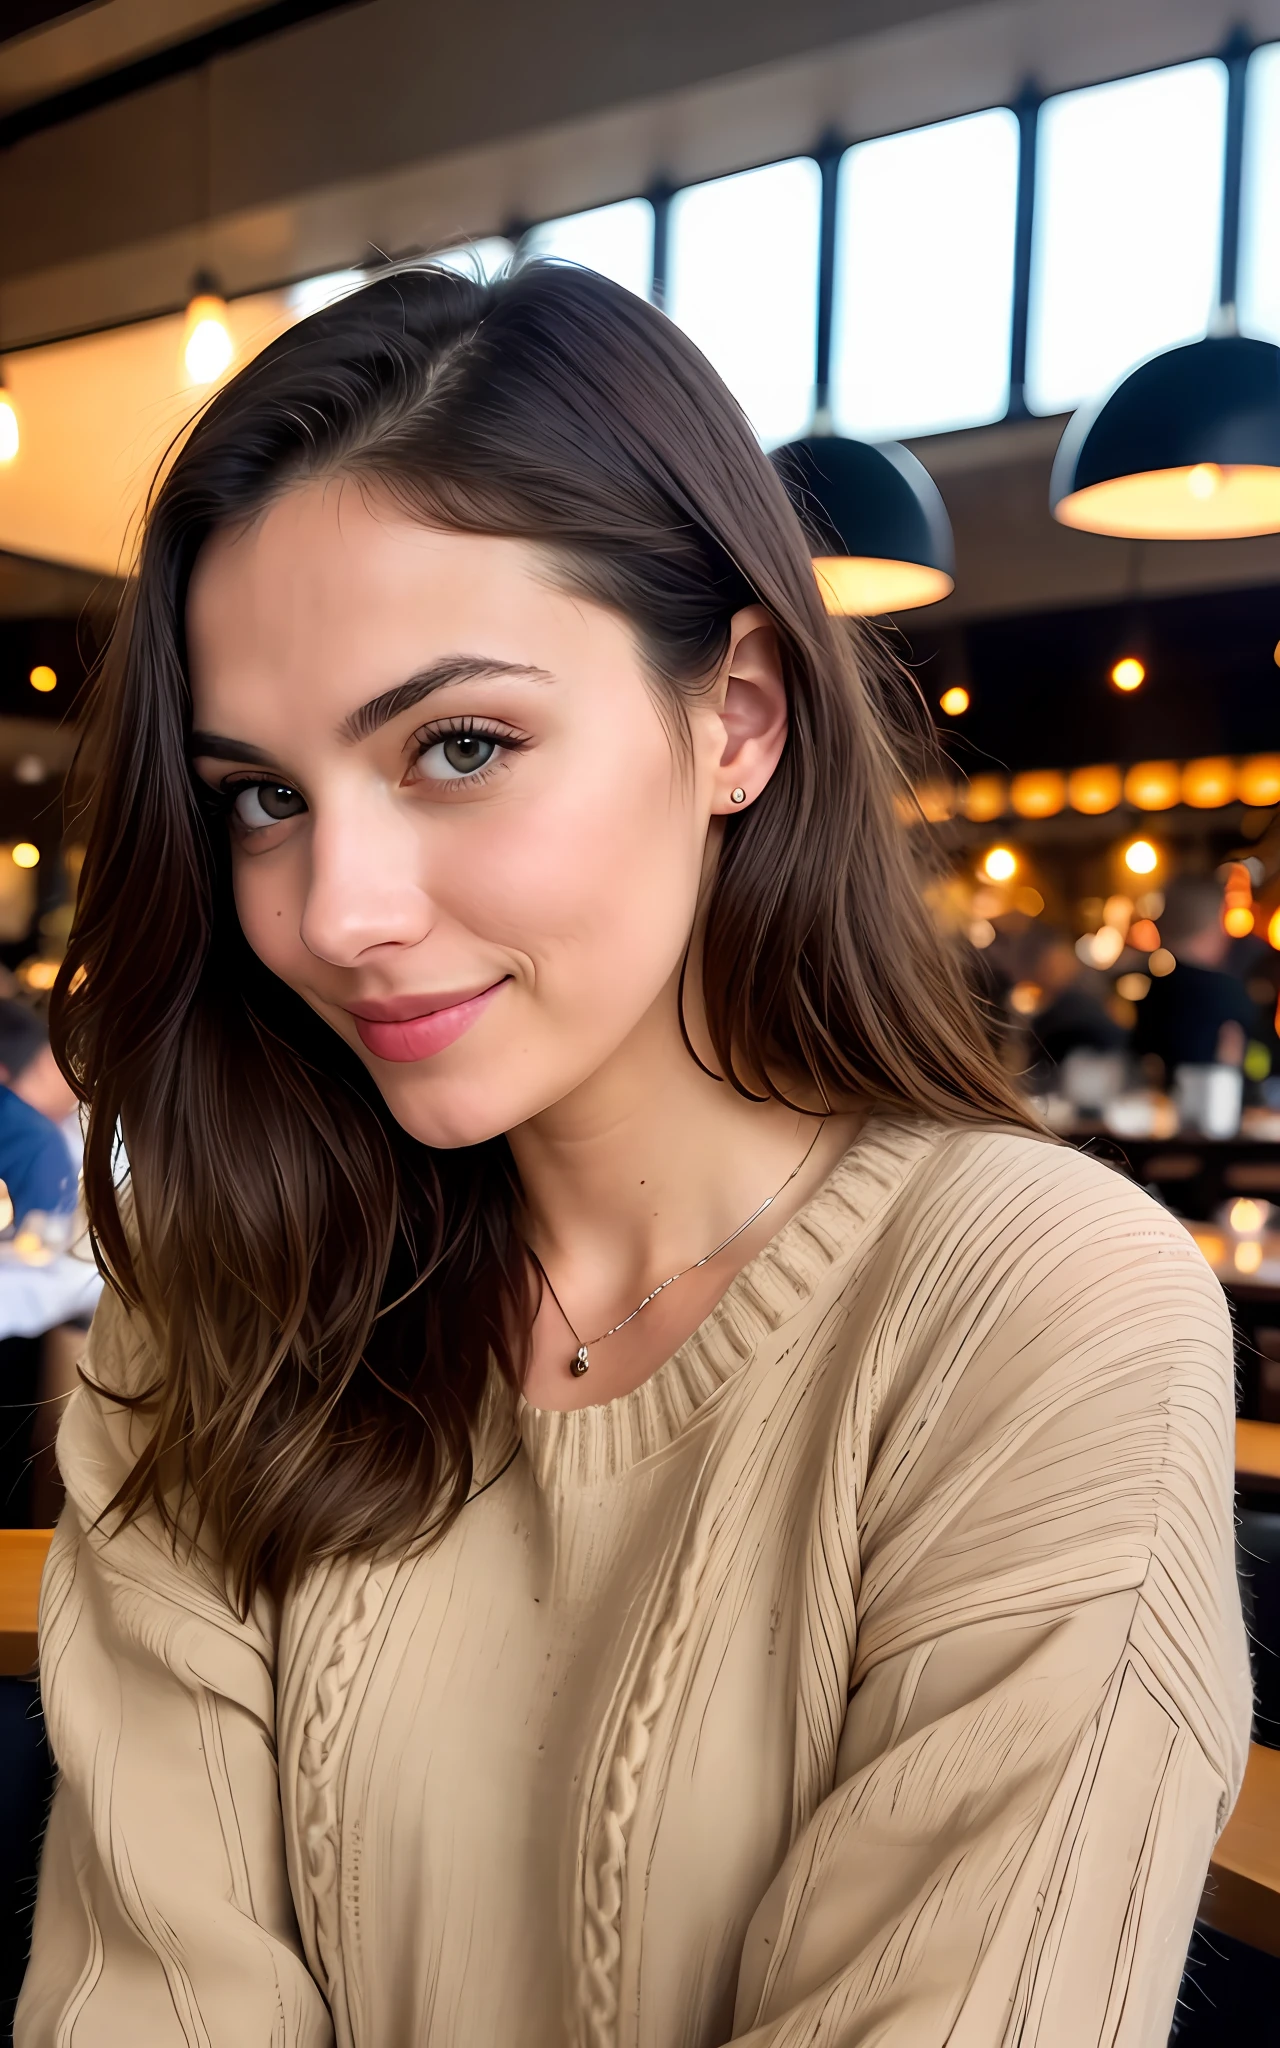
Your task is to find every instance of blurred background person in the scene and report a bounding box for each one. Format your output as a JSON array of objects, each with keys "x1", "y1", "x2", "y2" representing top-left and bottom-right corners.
[
  {"x1": 0, "y1": 1004, "x2": 75, "y2": 1232},
  {"x1": 1132, "y1": 876, "x2": 1259, "y2": 1082}
]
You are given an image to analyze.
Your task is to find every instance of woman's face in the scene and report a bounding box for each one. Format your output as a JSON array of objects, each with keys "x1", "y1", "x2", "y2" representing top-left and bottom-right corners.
[{"x1": 187, "y1": 481, "x2": 784, "y2": 1147}]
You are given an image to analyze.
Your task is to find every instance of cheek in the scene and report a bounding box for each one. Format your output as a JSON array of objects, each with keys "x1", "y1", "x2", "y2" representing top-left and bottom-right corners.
[
  {"x1": 464, "y1": 740, "x2": 702, "y2": 994},
  {"x1": 231, "y1": 853, "x2": 305, "y2": 976}
]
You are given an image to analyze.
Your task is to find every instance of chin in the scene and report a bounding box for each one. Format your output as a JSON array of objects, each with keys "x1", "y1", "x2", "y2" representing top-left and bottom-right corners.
[{"x1": 375, "y1": 1075, "x2": 521, "y2": 1151}]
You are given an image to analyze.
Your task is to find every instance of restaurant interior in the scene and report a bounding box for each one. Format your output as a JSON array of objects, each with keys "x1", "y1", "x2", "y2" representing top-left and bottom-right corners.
[{"x1": 3, "y1": 0, "x2": 1280, "y2": 2039}]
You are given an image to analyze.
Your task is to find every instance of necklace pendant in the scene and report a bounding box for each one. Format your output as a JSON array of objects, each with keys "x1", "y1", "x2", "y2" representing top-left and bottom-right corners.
[{"x1": 570, "y1": 1345, "x2": 590, "y2": 1378}]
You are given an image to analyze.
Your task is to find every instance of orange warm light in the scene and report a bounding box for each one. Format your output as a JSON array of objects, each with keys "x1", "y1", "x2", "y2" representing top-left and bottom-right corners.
[
  {"x1": 28, "y1": 665, "x2": 56, "y2": 693},
  {"x1": 1223, "y1": 861, "x2": 1254, "y2": 939},
  {"x1": 1123, "y1": 839, "x2": 1159, "y2": 875},
  {"x1": 1056, "y1": 463, "x2": 1280, "y2": 540},
  {"x1": 961, "y1": 774, "x2": 1007, "y2": 823},
  {"x1": 1010, "y1": 770, "x2": 1066, "y2": 819},
  {"x1": 982, "y1": 846, "x2": 1017, "y2": 883},
  {"x1": 1181, "y1": 757, "x2": 1235, "y2": 809},
  {"x1": 916, "y1": 782, "x2": 954, "y2": 823},
  {"x1": 1110, "y1": 656, "x2": 1145, "y2": 692},
  {"x1": 939, "y1": 685, "x2": 970, "y2": 716},
  {"x1": 1240, "y1": 755, "x2": 1280, "y2": 807},
  {"x1": 1268, "y1": 907, "x2": 1280, "y2": 951},
  {"x1": 814, "y1": 556, "x2": 954, "y2": 616},
  {"x1": 1066, "y1": 763, "x2": 1122, "y2": 814},
  {"x1": 1123, "y1": 761, "x2": 1180, "y2": 811}
]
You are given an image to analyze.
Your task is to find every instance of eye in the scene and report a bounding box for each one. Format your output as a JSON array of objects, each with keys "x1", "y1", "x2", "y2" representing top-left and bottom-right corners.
[
  {"x1": 230, "y1": 781, "x2": 307, "y2": 829},
  {"x1": 418, "y1": 730, "x2": 501, "y2": 781}
]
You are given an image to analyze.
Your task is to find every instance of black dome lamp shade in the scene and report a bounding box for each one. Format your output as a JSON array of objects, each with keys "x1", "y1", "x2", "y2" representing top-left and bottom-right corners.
[
  {"x1": 771, "y1": 433, "x2": 955, "y2": 616},
  {"x1": 1051, "y1": 32, "x2": 1280, "y2": 541},
  {"x1": 1050, "y1": 331, "x2": 1280, "y2": 539}
]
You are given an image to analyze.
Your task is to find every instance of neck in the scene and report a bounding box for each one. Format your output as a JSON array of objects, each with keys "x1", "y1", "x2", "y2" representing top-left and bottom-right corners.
[{"x1": 507, "y1": 971, "x2": 828, "y2": 1330}]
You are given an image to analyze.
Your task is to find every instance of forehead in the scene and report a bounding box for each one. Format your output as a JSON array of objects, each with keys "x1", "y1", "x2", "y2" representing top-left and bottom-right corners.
[{"x1": 185, "y1": 482, "x2": 578, "y2": 704}]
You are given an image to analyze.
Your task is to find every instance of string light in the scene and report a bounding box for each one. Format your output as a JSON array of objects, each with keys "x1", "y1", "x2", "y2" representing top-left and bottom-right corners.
[
  {"x1": 11, "y1": 843, "x2": 39, "y2": 869},
  {"x1": 939, "y1": 686, "x2": 970, "y2": 716},
  {"x1": 1222, "y1": 861, "x2": 1254, "y2": 938},
  {"x1": 1111, "y1": 656, "x2": 1145, "y2": 691},
  {"x1": 28, "y1": 665, "x2": 55, "y2": 693},
  {"x1": 981, "y1": 846, "x2": 1017, "y2": 883},
  {"x1": 1124, "y1": 839, "x2": 1158, "y2": 874}
]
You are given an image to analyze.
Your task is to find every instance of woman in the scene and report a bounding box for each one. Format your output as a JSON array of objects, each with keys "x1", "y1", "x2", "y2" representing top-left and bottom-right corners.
[{"x1": 19, "y1": 264, "x2": 1250, "y2": 2047}]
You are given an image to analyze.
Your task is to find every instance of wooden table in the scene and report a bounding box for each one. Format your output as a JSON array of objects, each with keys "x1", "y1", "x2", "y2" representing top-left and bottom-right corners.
[
  {"x1": 0, "y1": 1524, "x2": 51, "y2": 1676},
  {"x1": 1238, "y1": 1418, "x2": 1280, "y2": 1487},
  {"x1": 1202, "y1": 1742, "x2": 1280, "y2": 1957}
]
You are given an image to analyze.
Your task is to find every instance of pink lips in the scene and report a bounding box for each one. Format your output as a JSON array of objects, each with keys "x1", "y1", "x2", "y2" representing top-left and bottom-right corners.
[{"x1": 347, "y1": 980, "x2": 507, "y2": 1063}]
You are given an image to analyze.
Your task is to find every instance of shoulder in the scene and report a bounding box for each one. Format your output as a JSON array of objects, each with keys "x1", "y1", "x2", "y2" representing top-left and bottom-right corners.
[
  {"x1": 57, "y1": 1279, "x2": 165, "y2": 1522},
  {"x1": 874, "y1": 1120, "x2": 1229, "y2": 1380},
  {"x1": 0, "y1": 1083, "x2": 69, "y2": 1158}
]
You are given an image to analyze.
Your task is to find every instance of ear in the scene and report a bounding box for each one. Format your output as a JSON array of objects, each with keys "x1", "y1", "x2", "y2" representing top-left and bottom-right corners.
[{"x1": 710, "y1": 605, "x2": 788, "y2": 816}]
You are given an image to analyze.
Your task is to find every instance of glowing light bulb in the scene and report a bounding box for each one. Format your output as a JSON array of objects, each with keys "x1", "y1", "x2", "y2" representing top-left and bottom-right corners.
[
  {"x1": 0, "y1": 391, "x2": 17, "y2": 464},
  {"x1": 982, "y1": 846, "x2": 1017, "y2": 883},
  {"x1": 28, "y1": 665, "x2": 55, "y2": 693},
  {"x1": 1236, "y1": 1239, "x2": 1264, "y2": 1275},
  {"x1": 182, "y1": 291, "x2": 234, "y2": 385},
  {"x1": 1111, "y1": 656, "x2": 1145, "y2": 691},
  {"x1": 1230, "y1": 1198, "x2": 1266, "y2": 1235},
  {"x1": 939, "y1": 686, "x2": 970, "y2": 717},
  {"x1": 1268, "y1": 907, "x2": 1280, "y2": 951},
  {"x1": 1187, "y1": 463, "x2": 1222, "y2": 500},
  {"x1": 11, "y1": 843, "x2": 39, "y2": 869},
  {"x1": 1224, "y1": 905, "x2": 1254, "y2": 938},
  {"x1": 1124, "y1": 839, "x2": 1158, "y2": 875}
]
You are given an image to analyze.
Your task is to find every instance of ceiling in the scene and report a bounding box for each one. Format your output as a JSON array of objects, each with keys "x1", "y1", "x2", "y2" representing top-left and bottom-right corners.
[{"x1": 0, "y1": 3, "x2": 299, "y2": 111}]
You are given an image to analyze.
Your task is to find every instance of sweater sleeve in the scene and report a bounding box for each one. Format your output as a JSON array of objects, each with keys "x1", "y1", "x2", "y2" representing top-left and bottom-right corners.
[
  {"x1": 15, "y1": 1284, "x2": 332, "y2": 2048},
  {"x1": 731, "y1": 1134, "x2": 1254, "y2": 2048}
]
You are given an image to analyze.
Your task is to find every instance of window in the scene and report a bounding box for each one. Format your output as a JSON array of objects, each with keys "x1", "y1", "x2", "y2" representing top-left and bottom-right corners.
[
  {"x1": 830, "y1": 108, "x2": 1019, "y2": 441},
  {"x1": 431, "y1": 237, "x2": 514, "y2": 282},
  {"x1": 1026, "y1": 60, "x2": 1227, "y2": 415},
  {"x1": 523, "y1": 198, "x2": 654, "y2": 299},
  {"x1": 1239, "y1": 42, "x2": 1280, "y2": 343},
  {"x1": 287, "y1": 270, "x2": 366, "y2": 318},
  {"x1": 666, "y1": 157, "x2": 822, "y2": 447}
]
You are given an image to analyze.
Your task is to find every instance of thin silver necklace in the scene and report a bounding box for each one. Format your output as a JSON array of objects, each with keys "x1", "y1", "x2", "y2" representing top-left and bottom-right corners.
[{"x1": 527, "y1": 1120, "x2": 828, "y2": 1377}]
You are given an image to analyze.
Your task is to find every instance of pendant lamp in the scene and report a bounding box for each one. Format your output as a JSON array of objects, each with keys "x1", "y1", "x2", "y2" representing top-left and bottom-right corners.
[
  {"x1": 182, "y1": 270, "x2": 235, "y2": 386},
  {"x1": 771, "y1": 433, "x2": 955, "y2": 616},
  {"x1": 1051, "y1": 330, "x2": 1280, "y2": 539}
]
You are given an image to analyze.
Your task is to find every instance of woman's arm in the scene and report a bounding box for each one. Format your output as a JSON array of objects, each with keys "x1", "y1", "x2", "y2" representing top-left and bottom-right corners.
[
  {"x1": 732, "y1": 1135, "x2": 1253, "y2": 2046},
  {"x1": 16, "y1": 1285, "x2": 331, "y2": 2047}
]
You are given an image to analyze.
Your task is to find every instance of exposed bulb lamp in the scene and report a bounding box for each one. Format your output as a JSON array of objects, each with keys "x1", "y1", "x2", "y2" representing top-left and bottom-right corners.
[
  {"x1": 1051, "y1": 334, "x2": 1280, "y2": 540},
  {"x1": 182, "y1": 270, "x2": 234, "y2": 386},
  {"x1": 0, "y1": 374, "x2": 18, "y2": 464},
  {"x1": 772, "y1": 434, "x2": 954, "y2": 615}
]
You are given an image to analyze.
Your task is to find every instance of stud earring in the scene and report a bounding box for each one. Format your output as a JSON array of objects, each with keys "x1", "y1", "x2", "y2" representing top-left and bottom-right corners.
[{"x1": 730, "y1": 787, "x2": 747, "y2": 805}]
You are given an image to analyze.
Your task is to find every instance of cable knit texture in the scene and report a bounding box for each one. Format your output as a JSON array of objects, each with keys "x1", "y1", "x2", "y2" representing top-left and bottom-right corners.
[{"x1": 17, "y1": 1113, "x2": 1253, "y2": 2048}]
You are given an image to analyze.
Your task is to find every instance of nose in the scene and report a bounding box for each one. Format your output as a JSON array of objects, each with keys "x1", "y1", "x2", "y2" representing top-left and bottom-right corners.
[{"x1": 299, "y1": 784, "x2": 434, "y2": 966}]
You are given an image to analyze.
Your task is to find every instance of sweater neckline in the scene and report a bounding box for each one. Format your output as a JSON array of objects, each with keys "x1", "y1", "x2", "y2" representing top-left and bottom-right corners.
[{"x1": 516, "y1": 1107, "x2": 945, "y2": 1486}]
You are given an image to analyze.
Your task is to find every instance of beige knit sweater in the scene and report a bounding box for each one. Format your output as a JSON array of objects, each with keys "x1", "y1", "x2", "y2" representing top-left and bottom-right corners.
[{"x1": 17, "y1": 1114, "x2": 1253, "y2": 2047}]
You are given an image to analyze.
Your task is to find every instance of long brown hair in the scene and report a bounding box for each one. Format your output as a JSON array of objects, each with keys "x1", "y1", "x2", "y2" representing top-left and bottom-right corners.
[{"x1": 54, "y1": 261, "x2": 1036, "y2": 1604}]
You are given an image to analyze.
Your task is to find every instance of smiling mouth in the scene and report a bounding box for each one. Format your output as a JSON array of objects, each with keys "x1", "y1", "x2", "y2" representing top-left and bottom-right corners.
[{"x1": 346, "y1": 979, "x2": 508, "y2": 1063}]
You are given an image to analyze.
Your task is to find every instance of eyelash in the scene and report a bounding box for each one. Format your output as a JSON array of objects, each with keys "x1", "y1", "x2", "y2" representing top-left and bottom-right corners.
[
  {"x1": 198, "y1": 715, "x2": 529, "y2": 827},
  {"x1": 410, "y1": 715, "x2": 529, "y2": 788}
]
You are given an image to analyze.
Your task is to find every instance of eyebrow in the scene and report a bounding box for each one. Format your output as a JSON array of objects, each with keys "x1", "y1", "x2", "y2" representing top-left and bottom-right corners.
[{"x1": 189, "y1": 655, "x2": 552, "y2": 764}]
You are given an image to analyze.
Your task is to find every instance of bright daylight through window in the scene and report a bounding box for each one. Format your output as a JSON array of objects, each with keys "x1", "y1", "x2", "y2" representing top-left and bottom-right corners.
[
  {"x1": 523, "y1": 198, "x2": 655, "y2": 299},
  {"x1": 666, "y1": 157, "x2": 822, "y2": 448},
  {"x1": 831, "y1": 108, "x2": 1020, "y2": 441},
  {"x1": 1025, "y1": 59, "x2": 1227, "y2": 416},
  {"x1": 1238, "y1": 42, "x2": 1280, "y2": 344}
]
